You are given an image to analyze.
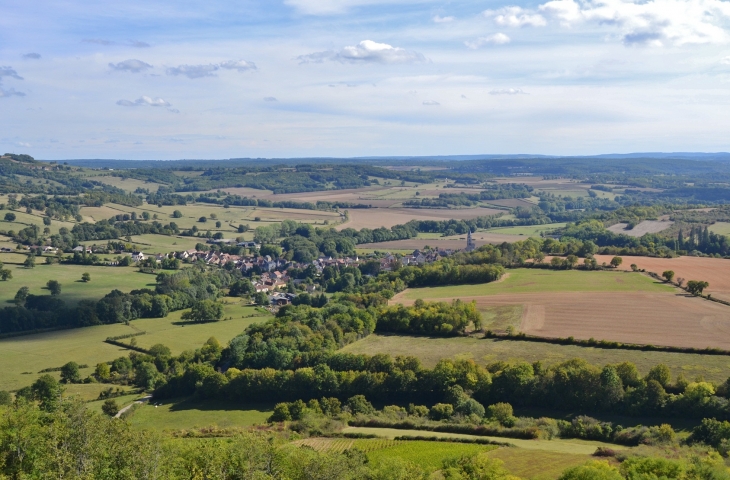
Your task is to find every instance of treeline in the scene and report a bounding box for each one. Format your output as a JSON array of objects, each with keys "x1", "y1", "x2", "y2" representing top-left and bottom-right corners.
[
  {"x1": 403, "y1": 185, "x2": 532, "y2": 208},
  {"x1": 0, "y1": 267, "x2": 233, "y2": 334},
  {"x1": 156, "y1": 347, "x2": 730, "y2": 422}
]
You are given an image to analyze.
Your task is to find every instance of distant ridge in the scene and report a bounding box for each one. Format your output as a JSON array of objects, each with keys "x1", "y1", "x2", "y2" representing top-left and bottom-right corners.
[{"x1": 54, "y1": 152, "x2": 730, "y2": 169}]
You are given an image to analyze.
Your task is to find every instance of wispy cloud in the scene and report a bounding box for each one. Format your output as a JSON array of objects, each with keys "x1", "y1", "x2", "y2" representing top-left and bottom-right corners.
[
  {"x1": 109, "y1": 59, "x2": 153, "y2": 73},
  {"x1": 264, "y1": 96, "x2": 278, "y2": 101},
  {"x1": 22, "y1": 53, "x2": 41, "y2": 60},
  {"x1": 167, "y1": 60, "x2": 257, "y2": 78},
  {"x1": 299, "y1": 40, "x2": 425, "y2": 64},
  {"x1": 484, "y1": 6, "x2": 546, "y2": 27},
  {"x1": 219, "y1": 59, "x2": 257, "y2": 72},
  {"x1": 423, "y1": 100, "x2": 440, "y2": 105},
  {"x1": 82, "y1": 39, "x2": 150, "y2": 47},
  {"x1": 116, "y1": 96, "x2": 171, "y2": 107},
  {"x1": 0, "y1": 66, "x2": 23, "y2": 81},
  {"x1": 489, "y1": 88, "x2": 526, "y2": 95},
  {"x1": 723, "y1": 56, "x2": 730, "y2": 65},
  {"x1": 0, "y1": 87, "x2": 25, "y2": 98},
  {"x1": 433, "y1": 15, "x2": 455, "y2": 23},
  {"x1": 465, "y1": 33, "x2": 511, "y2": 49}
]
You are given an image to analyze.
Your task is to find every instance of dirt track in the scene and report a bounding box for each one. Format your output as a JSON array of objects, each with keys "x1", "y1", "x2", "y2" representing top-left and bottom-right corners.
[
  {"x1": 594, "y1": 255, "x2": 730, "y2": 302},
  {"x1": 394, "y1": 291, "x2": 730, "y2": 349}
]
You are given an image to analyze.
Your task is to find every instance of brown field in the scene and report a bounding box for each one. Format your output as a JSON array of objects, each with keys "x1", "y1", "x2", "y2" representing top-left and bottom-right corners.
[
  {"x1": 607, "y1": 220, "x2": 673, "y2": 237},
  {"x1": 358, "y1": 233, "x2": 520, "y2": 251},
  {"x1": 339, "y1": 207, "x2": 502, "y2": 230},
  {"x1": 594, "y1": 255, "x2": 730, "y2": 303},
  {"x1": 394, "y1": 291, "x2": 730, "y2": 350},
  {"x1": 484, "y1": 198, "x2": 537, "y2": 208}
]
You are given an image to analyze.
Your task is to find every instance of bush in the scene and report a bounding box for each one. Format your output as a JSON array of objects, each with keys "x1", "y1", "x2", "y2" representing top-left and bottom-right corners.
[
  {"x1": 487, "y1": 403, "x2": 515, "y2": 427},
  {"x1": 269, "y1": 403, "x2": 292, "y2": 422},
  {"x1": 347, "y1": 395, "x2": 375, "y2": 415},
  {"x1": 429, "y1": 403, "x2": 454, "y2": 421},
  {"x1": 101, "y1": 399, "x2": 119, "y2": 417},
  {"x1": 60, "y1": 362, "x2": 81, "y2": 384}
]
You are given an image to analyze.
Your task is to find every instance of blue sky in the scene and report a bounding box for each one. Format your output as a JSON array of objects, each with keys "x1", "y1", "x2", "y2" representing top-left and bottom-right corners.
[{"x1": 2, "y1": 0, "x2": 730, "y2": 159}]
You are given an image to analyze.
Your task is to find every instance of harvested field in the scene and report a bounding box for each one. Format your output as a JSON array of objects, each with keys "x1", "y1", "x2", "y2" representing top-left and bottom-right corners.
[
  {"x1": 484, "y1": 198, "x2": 536, "y2": 208},
  {"x1": 339, "y1": 207, "x2": 501, "y2": 230},
  {"x1": 357, "y1": 234, "x2": 520, "y2": 251},
  {"x1": 342, "y1": 334, "x2": 730, "y2": 383},
  {"x1": 594, "y1": 254, "x2": 730, "y2": 303},
  {"x1": 607, "y1": 220, "x2": 673, "y2": 237},
  {"x1": 393, "y1": 269, "x2": 730, "y2": 350},
  {"x1": 397, "y1": 290, "x2": 730, "y2": 350}
]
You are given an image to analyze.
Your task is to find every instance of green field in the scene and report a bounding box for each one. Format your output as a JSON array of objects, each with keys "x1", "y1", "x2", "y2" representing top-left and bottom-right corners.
[
  {"x1": 342, "y1": 427, "x2": 626, "y2": 455},
  {"x1": 85, "y1": 175, "x2": 162, "y2": 193},
  {"x1": 342, "y1": 334, "x2": 730, "y2": 383},
  {"x1": 483, "y1": 223, "x2": 566, "y2": 236},
  {"x1": 0, "y1": 261, "x2": 155, "y2": 306},
  {"x1": 709, "y1": 222, "x2": 730, "y2": 237},
  {"x1": 480, "y1": 305, "x2": 523, "y2": 332},
  {"x1": 401, "y1": 269, "x2": 673, "y2": 299},
  {"x1": 486, "y1": 448, "x2": 592, "y2": 480},
  {"x1": 127, "y1": 398, "x2": 272, "y2": 431},
  {"x1": 127, "y1": 234, "x2": 207, "y2": 254},
  {"x1": 0, "y1": 304, "x2": 269, "y2": 391},
  {"x1": 363, "y1": 440, "x2": 495, "y2": 470}
]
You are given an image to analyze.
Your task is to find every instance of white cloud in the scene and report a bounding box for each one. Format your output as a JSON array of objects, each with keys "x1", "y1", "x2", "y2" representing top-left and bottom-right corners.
[
  {"x1": 166, "y1": 64, "x2": 219, "y2": 78},
  {"x1": 0, "y1": 87, "x2": 25, "y2": 98},
  {"x1": 109, "y1": 59, "x2": 153, "y2": 73},
  {"x1": 299, "y1": 40, "x2": 425, "y2": 64},
  {"x1": 22, "y1": 53, "x2": 41, "y2": 59},
  {"x1": 219, "y1": 59, "x2": 257, "y2": 72},
  {"x1": 423, "y1": 100, "x2": 440, "y2": 105},
  {"x1": 490, "y1": 88, "x2": 526, "y2": 95},
  {"x1": 723, "y1": 56, "x2": 730, "y2": 64},
  {"x1": 17, "y1": 142, "x2": 31, "y2": 147},
  {"x1": 116, "y1": 96, "x2": 171, "y2": 107},
  {"x1": 433, "y1": 15, "x2": 455, "y2": 23},
  {"x1": 465, "y1": 33, "x2": 511, "y2": 49},
  {"x1": 538, "y1": 0, "x2": 730, "y2": 46},
  {"x1": 264, "y1": 96, "x2": 278, "y2": 101},
  {"x1": 484, "y1": 6, "x2": 546, "y2": 27}
]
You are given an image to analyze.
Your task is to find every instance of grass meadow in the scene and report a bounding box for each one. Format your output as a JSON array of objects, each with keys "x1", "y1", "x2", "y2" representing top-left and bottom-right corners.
[
  {"x1": 482, "y1": 223, "x2": 567, "y2": 236},
  {"x1": 127, "y1": 398, "x2": 272, "y2": 431},
  {"x1": 709, "y1": 222, "x2": 730, "y2": 237},
  {"x1": 342, "y1": 334, "x2": 730, "y2": 383},
  {"x1": 0, "y1": 262, "x2": 155, "y2": 306},
  {"x1": 485, "y1": 448, "x2": 592, "y2": 480},
  {"x1": 0, "y1": 304, "x2": 270, "y2": 391},
  {"x1": 363, "y1": 440, "x2": 495, "y2": 471},
  {"x1": 401, "y1": 269, "x2": 673, "y2": 299}
]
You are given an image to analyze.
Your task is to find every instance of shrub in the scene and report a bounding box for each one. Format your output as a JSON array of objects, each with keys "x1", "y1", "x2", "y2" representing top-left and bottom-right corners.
[
  {"x1": 101, "y1": 399, "x2": 119, "y2": 417},
  {"x1": 429, "y1": 403, "x2": 454, "y2": 421}
]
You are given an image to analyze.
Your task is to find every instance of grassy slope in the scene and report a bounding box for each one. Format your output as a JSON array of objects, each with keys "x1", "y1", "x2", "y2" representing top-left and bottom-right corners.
[
  {"x1": 402, "y1": 269, "x2": 673, "y2": 299},
  {"x1": 127, "y1": 398, "x2": 272, "y2": 431},
  {"x1": 341, "y1": 335, "x2": 730, "y2": 383},
  {"x1": 0, "y1": 262, "x2": 155, "y2": 306},
  {"x1": 483, "y1": 223, "x2": 567, "y2": 236},
  {"x1": 709, "y1": 222, "x2": 730, "y2": 237},
  {"x1": 486, "y1": 448, "x2": 591, "y2": 480},
  {"x1": 0, "y1": 305, "x2": 270, "y2": 391},
  {"x1": 363, "y1": 440, "x2": 495, "y2": 471}
]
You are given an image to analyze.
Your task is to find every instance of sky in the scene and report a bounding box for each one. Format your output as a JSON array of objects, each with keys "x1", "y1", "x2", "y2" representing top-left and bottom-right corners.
[{"x1": 2, "y1": 0, "x2": 730, "y2": 160}]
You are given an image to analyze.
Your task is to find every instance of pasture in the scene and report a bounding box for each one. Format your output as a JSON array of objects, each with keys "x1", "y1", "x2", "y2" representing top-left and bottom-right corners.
[
  {"x1": 85, "y1": 175, "x2": 162, "y2": 193},
  {"x1": 127, "y1": 398, "x2": 272, "y2": 431},
  {"x1": 593, "y1": 254, "x2": 730, "y2": 303},
  {"x1": 606, "y1": 220, "x2": 673, "y2": 237},
  {"x1": 0, "y1": 305, "x2": 269, "y2": 391},
  {"x1": 342, "y1": 334, "x2": 730, "y2": 383},
  {"x1": 709, "y1": 222, "x2": 730, "y2": 237},
  {"x1": 0, "y1": 262, "x2": 155, "y2": 306},
  {"x1": 339, "y1": 207, "x2": 501, "y2": 230}
]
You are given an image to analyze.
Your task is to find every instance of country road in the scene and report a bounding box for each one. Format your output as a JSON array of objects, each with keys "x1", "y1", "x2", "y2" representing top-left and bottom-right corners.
[{"x1": 114, "y1": 395, "x2": 152, "y2": 418}]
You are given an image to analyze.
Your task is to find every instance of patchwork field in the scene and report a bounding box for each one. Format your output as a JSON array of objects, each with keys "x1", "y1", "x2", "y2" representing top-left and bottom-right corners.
[
  {"x1": 607, "y1": 220, "x2": 673, "y2": 237},
  {"x1": 0, "y1": 303, "x2": 270, "y2": 391},
  {"x1": 127, "y1": 398, "x2": 272, "y2": 431},
  {"x1": 593, "y1": 254, "x2": 730, "y2": 303},
  {"x1": 342, "y1": 334, "x2": 730, "y2": 383},
  {"x1": 393, "y1": 269, "x2": 730, "y2": 350},
  {"x1": 339, "y1": 207, "x2": 501, "y2": 230}
]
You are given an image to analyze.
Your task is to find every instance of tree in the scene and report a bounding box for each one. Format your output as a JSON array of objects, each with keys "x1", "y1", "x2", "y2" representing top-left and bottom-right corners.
[
  {"x1": 0, "y1": 269, "x2": 12, "y2": 280},
  {"x1": 687, "y1": 280, "x2": 709, "y2": 296},
  {"x1": 101, "y1": 399, "x2": 119, "y2": 417},
  {"x1": 81, "y1": 272, "x2": 91, "y2": 282},
  {"x1": 566, "y1": 255, "x2": 578, "y2": 269},
  {"x1": 557, "y1": 461, "x2": 622, "y2": 480},
  {"x1": 646, "y1": 364, "x2": 671, "y2": 388},
  {"x1": 198, "y1": 216, "x2": 207, "y2": 223},
  {"x1": 215, "y1": 221, "x2": 222, "y2": 228},
  {"x1": 95, "y1": 362, "x2": 110, "y2": 381},
  {"x1": 254, "y1": 292, "x2": 269, "y2": 306},
  {"x1": 47, "y1": 280, "x2": 61, "y2": 295},
  {"x1": 181, "y1": 300, "x2": 224, "y2": 322},
  {"x1": 148, "y1": 344, "x2": 172, "y2": 357},
  {"x1": 60, "y1": 361, "x2": 81, "y2": 383},
  {"x1": 24, "y1": 254, "x2": 35, "y2": 268},
  {"x1": 14, "y1": 286, "x2": 29, "y2": 306},
  {"x1": 31, "y1": 374, "x2": 64, "y2": 411},
  {"x1": 4, "y1": 212, "x2": 16, "y2": 222},
  {"x1": 229, "y1": 279, "x2": 255, "y2": 297},
  {"x1": 172, "y1": 210, "x2": 183, "y2": 218},
  {"x1": 346, "y1": 395, "x2": 375, "y2": 415},
  {"x1": 610, "y1": 256, "x2": 623, "y2": 268},
  {"x1": 0, "y1": 390, "x2": 11, "y2": 406},
  {"x1": 662, "y1": 270, "x2": 675, "y2": 282},
  {"x1": 42, "y1": 216, "x2": 52, "y2": 226}
]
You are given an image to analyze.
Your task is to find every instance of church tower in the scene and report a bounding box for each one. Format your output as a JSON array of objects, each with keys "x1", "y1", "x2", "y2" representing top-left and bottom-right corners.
[{"x1": 466, "y1": 230, "x2": 475, "y2": 251}]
